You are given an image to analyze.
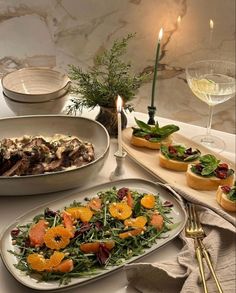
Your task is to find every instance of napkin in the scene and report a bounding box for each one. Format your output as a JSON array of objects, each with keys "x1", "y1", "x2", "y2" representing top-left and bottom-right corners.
[{"x1": 125, "y1": 201, "x2": 236, "y2": 292}]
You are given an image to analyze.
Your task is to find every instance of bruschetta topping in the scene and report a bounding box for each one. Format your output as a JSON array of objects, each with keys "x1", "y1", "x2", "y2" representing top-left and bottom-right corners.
[
  {"x1": 132, "y1": 118, "x2": 179, "y2": 142},
  {"x1": 191, "y1": 154, "x2": 234, "y2": 179},
  {"x1": 221, "y1": 183, "x2": 236, "y2": 202},
  {"x1": 160, "y1": 145, "x2": 201, "y2": 162}
]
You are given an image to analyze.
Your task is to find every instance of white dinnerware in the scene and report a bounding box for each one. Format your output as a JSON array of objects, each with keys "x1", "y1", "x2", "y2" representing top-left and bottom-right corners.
[{"x1": 1, "y1": 67, "x2": 71, "y2": 103}]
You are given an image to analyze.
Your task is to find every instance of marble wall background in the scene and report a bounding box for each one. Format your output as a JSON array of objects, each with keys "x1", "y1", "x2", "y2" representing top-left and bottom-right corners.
[{"x1": 0, "y1": 0, "x2": 235, "y2": 133}]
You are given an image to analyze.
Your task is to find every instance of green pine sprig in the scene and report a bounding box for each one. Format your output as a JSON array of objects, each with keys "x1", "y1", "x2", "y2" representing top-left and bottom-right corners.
[{"x1": 67, "y1": 34, "x2": 149, "y2": 114}]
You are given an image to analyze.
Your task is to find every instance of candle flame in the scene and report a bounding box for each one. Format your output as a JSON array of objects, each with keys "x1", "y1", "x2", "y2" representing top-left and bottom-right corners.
[
  {"x1": 158, "y1": 28, "x2": 163, "y2": 41},
  {"x1": 177, "y1": 16, "x2": 181, "y2": 25},
  {"x1": 210, "y1": 19, "x2": 214, "y2": 29},
  {"x1": 116, "y1": 95, "x2": 122, "y2": 112}
]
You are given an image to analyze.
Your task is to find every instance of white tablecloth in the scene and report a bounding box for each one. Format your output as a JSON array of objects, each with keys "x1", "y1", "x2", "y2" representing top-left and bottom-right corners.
[{"x1": 0, "y1": 91, "x2": 235, "y2": 293}]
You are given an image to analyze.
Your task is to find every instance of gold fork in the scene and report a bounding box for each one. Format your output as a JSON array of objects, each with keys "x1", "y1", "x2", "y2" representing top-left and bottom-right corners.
[
  {"x1": 185, "y1": 203, "x2": 208, "y2": 293},
  {"x1": 185, "y1": 203, "x2": 224, "y2": 293}
]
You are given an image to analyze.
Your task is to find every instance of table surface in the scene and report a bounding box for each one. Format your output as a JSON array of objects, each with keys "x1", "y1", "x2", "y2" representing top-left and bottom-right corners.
[{"x1": 0, "y1": 91, "x2": 235, "y2": 293}]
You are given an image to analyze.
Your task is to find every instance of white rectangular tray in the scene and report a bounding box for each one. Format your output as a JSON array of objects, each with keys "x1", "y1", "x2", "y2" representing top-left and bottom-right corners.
[{"x1": 122, "y1": 128, "x2": 235, "y2": 225}]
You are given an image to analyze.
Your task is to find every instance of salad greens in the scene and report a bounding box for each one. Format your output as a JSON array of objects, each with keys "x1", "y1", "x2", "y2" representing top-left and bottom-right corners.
[
  {"x1": 160, "y1": 145, "x2": 201, "y2": 162},
  {"x1": 9, "y1": 186, "x2": 176, "y2": 285},
  {"x1": 132, "y1": 118, "x2": 179, "y2": 142}
]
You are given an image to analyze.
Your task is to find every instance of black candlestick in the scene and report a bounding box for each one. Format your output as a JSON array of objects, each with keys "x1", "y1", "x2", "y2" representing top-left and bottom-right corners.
[{"x1": 147, "y1": 106, "x2": 156, "y2": 125}]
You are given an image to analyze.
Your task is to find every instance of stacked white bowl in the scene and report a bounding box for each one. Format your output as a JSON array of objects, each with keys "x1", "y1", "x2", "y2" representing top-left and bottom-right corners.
[{"x1": 1, "y1": 67, "x2": 71, "y2": 115}]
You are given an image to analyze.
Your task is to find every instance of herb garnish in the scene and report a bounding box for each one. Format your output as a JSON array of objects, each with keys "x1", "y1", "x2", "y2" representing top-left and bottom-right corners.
[
  {"x1": 161, "y1": 145, "x2": 201, "y2": 162},
  {"x1": 191, "y1": 154, "x2": 234, "y2": 179},
  {"x1": 132, "y1": 118, "x2": 179, "y2": 142}
]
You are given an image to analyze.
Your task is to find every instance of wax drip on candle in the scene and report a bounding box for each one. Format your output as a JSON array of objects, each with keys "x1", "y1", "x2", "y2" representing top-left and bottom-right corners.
[{"x1": 116, "y1": 95, "x2": 123, "y2": 156}]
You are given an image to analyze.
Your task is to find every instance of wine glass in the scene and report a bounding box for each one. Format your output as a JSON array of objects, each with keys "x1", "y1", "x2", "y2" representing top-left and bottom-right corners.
[{"x1": 186, "y1": 60, "x2": 235, "y2": 151}]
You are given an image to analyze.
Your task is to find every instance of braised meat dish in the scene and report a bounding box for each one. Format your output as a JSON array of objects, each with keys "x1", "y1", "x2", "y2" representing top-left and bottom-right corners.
[{"x1": 0, "y1": 134, "x2": 95, "y2": 176}]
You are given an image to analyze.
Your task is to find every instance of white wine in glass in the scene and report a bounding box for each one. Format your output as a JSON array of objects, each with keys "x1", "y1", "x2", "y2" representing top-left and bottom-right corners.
[{"x1": 186, "y1": 60, "x2": 235, "y2": 151}]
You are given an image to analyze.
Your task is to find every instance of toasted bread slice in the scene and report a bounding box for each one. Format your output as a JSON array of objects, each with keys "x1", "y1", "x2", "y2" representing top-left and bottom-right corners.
[
  {"x1": 216, "y1": 186, "x2": 236, "y2": 212},
  {"x1": 131, "y1": 135, "x2": 172, "y2": 150},
  {"x1": 159, "y1": 152, "x2": 198, "y2": 171},
  {"x1": 186, "y1": 165, "x2": 235, "y2": 191}
]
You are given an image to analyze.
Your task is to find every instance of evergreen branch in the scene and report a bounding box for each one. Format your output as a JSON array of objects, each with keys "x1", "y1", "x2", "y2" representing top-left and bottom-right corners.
[{"x1": 67, "y1": 34, "x2": 150, "y2": 114}]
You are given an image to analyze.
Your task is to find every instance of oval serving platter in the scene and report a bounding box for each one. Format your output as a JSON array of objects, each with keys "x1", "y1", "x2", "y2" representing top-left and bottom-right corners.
[{"x1": 0, "y1": 178, "x2": 186, "y2": 291}]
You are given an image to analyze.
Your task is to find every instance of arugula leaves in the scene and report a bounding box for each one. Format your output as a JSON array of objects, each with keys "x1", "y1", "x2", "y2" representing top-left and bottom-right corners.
[{"x1": 133, "y1": 118, "x2": 179, "y2": 141}]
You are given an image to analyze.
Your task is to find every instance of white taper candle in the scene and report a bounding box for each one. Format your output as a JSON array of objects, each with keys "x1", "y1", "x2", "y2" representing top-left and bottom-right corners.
[{"x1": 116, "y1": 95, "x2": 122, "y2": 156}]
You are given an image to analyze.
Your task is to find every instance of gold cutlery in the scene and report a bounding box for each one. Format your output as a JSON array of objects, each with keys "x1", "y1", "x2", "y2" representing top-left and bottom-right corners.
[{"x1": 185, "y1": 203, "x2": 224, "y2": 293}]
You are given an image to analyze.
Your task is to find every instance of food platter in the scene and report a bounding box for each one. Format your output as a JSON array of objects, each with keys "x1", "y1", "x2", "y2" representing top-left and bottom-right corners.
[
  {"x1": 0, "y1": 178, "x2": 186, "y2": 291},
  {"x1": 122, "y1": 128, "x2": 235, "y2": 225}
]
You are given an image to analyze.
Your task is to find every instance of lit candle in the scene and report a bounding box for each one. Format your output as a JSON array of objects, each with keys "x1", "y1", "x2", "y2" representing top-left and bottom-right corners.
[
  {"x1": 116, "y1": 95, "x2": 123, "y2": 156},
  {"x1": 209, "y1": 19, "x2": 214, "y2": 49},
  {"x1": 151, "y1": 27, "x2": 164, "y2": 108}
]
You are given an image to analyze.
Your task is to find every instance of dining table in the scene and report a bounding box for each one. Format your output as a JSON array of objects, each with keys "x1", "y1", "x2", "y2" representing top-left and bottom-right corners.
[{"x1": 0, "y1": 88, "x2": 235, "y2": 293}]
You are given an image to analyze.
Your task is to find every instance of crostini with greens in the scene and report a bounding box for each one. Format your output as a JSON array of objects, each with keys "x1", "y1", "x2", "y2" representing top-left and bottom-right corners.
[
  {"x1": 159, "y1": 145, "x2": 201, "y2": 171},
  {"x1": 186, "y1": 154, "x2": 235, "y2": 190},
  {"x1": 131, "y1": 118, "x2": 179, "y2": 150}
]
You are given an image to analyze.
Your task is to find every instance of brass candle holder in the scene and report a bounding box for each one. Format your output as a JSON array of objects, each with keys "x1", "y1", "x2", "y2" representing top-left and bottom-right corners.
[{"x1": 110, "y1": 151, "x2": 127, "y2": 181}]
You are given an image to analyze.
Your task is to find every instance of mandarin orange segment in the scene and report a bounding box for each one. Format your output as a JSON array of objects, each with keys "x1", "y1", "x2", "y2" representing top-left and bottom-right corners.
[
  {"x1": 78, "y1": 207, "x2": 94, "y2": 222},
  {"x1": 27, "y1": 254, "x2": 47, "y2": 272},
  {"x1": 150, "y1": 213, "x2": 164, "y2": 231},
  {"x1": 52, "y1": 259, "x2": 74, "y2": 273},
  {"x1": 87, "y1": 198, "x2": 102, "y2": 211},
  {"x1": 44, "y1": 226, "x2": 72, "y2": 250},
  {"x1": 80, "y1": 242, "x2": 99, "y2": 253},
  {"x1": 29, "y1": 219, "x2": 48, "y2": 247},
  {"x1": 109, "y1": 202, "x2": 132, "y2": 220},
  {"x1": 65, "y1": 206, "x2": 93, "y2": 222},
  {"x1": 141, "y1": 194, "x2": 155, "y2": 209},
  {"x1": 65, "y1": 207, "x2": 81, "y2": 219},
  {"x1": 45, "y1": 251, "x2": 65, "y2": 269},
  {"x1": 118, "y1": 228, "x2": 143, "y2": 239},
  {"x1": 80, "y1": 240, "x2": 115, "y2": 253},
  {"x1": 124, "y1": 216, "x2": 147, "y2": 228},
  {"x1": 103, "y1": 240, "x2": 115, "y2": 251}
]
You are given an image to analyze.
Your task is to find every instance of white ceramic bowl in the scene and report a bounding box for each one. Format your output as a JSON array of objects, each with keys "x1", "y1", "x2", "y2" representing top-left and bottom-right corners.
[
  {"x1": 1, "y1": 67, "x2": 71, "y2": 103},
  {"x1": 3, "y1": 91, "x2": 69, "y2": 115},
  {"x1": 0, "y1": 115, "x2": 110, "y2": 196}
]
